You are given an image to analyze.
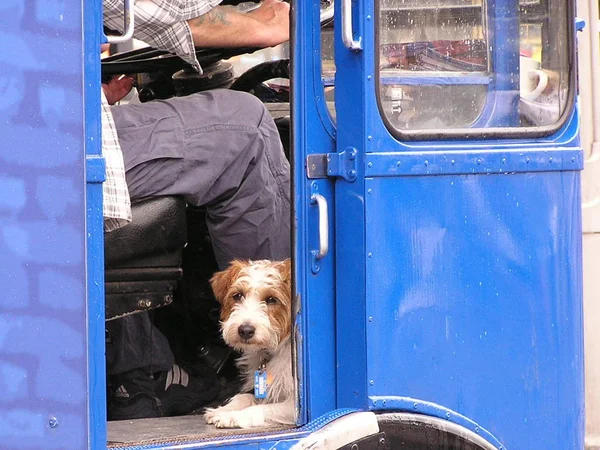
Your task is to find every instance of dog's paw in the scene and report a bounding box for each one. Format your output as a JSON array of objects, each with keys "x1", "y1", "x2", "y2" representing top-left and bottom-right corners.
[
  {"x1": 203, "y1": 407, "x2": 223, "y2": 425},
  {"x1": 211, "y1": 410, "x2": 266, "y2": 429}
]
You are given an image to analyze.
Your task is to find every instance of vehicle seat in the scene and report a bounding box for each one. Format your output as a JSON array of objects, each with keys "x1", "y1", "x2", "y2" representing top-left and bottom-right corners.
[{"x1": 104, "y1": 196, "x2": 187, "y2": 321}]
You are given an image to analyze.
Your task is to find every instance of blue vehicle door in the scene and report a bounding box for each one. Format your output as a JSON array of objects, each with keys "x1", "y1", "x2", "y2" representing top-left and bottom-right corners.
[
  {"x1": 292, "y1": 0, "x2": 339, "y2": 423},
  {"x1": 329, "y1": 0, "x2": 584, "y2": 449}
]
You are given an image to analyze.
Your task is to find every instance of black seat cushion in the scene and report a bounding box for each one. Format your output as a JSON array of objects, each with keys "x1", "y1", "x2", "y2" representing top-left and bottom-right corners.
[{"x1": 105, "y1": 196, "x2": 187, "y2": 269}]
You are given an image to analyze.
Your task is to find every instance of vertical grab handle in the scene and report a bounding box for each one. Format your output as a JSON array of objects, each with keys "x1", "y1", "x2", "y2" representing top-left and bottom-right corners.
[
  {"x1": 310, "y1": 194, "x2": 329, "y2": 273},
  {"x1": 341, "y1": 0, "x2": 362, "y2": 51},
  {"x1": 106, "y1": 0, "x2": 135, "y2": 44}
]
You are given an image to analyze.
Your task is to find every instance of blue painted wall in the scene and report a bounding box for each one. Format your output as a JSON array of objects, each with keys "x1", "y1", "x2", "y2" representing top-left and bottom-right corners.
[{"x1": 0, "y1": 1, "x2": 95, "y2": 448}]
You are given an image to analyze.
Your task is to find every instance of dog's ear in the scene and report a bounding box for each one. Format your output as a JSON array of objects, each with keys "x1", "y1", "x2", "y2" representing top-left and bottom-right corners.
[
  {"x1": 278, "y1": 258, "x2": 292, "y2": 287},
  {"x1": 210, "y1": 260, "x2": 247, "y2": 304}
]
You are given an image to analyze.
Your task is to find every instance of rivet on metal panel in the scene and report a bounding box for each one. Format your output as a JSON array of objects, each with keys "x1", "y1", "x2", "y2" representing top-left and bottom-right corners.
[
  {"x1": 572, "y1": 156, "x2": 576, "y2": 162},
  {"x1": 368, "y1": 162, "x2": 373, "y2": 168},
  {"x1": 382, "y1": 400, "x2": 386, "y2": 406},
  {"x1": 351, "y1": 444, "x2": 359, "y2": 450},
  {"x1": 477, "y1": 158, "x2": 482, "y2": 165},
  {"x1": 367, "y1": 75, "x2": 372, "y2": 80},
  {"x1": 348, "y1": 169, "x2": 357, "y2": 178},
  {"x1": 367, "y1": 135, "x2": 372, "y2": 141},
  {"x1": 446, "y1": 412, "x2": 450, "y2": 419},
  {"x1": 451, "y1": 160, "x2": 455, "y2": 165},
  {"x1": 397, "y1": 161, "x2": 401, "y2": 167},
  {"x1": 49, "y1": 417, "x2": 58, "y2": 428},
  {"x1": 312, "y1": 261, "x2": 321, "y2": 274},
  {"x1": 424, "y1": 160, "x2": 429, "y2": 167},
  {"x1": 475, "y1": 426, "x2": 480, "y2": 433},
  {"x1": 413, "y1": 402, "x2": 418, "y2": 409},
  {"x1": 370, "y1": 380, "x2": 374, "y2": 385},
  {"x1": 368, "y1": 316, "x2": 373, "y2": 322},
  {"x1": 379, "y1": 437, "x2": 386, "y2": 447},
  {"x1": 367, "y1": 15, "x2": 372, "y2": 20},
  {"x1": 526, "y1": 157, "x2": 530, "y2": 163},
  {"x1": 502, "y1": 158, "x2": 507, "y2": 164},
  {"x1": 549, "y1": 157, "x2": 553, "y2": 163},
  {"x1": 368, "y1": 252, "x2": 373, "y2": 258},
  {"x1": 348, "y1": 149, "x2": 357, "y2": 160},
  {"x1": 367, "y1": 189, "x2": 372, "y2": 194}
]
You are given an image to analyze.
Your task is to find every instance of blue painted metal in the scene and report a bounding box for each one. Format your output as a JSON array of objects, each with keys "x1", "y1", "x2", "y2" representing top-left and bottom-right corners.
[
  {"x1": 292, "y1": 0, "x2": 338, "y2": 422},
  {"x1": 327, "y1": 148, "x2": 358, "y2": 181},
  {"x1": 84, "y1": 0, "x2": 108, "y2": 448},
  {"x1": 333, "y1": 0, "x2": 584, "y2": 449},
  {"x1": 114, "y1": 409, "x2": 357, "y2": 450},
  {"x1": 370, "y1": 397, "x2": 505, "y2": 450},
  {"x1": 0, "y1": 0, "x2": 93, "y2": 448},
  {"x1": 364, "y1": 148, "x2": 583, "y2": 176},
  {"x1": 364, "y1": 172, "x2": 583, "y2": 450},
  {"x1": 333, "y1": 0, "x2": 370, "y2": 411}
]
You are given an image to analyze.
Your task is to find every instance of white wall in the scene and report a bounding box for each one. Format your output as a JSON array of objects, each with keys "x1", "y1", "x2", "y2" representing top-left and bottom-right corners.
[{"x1": 576, "y1": 0, "x2": 600, "y2": 445}]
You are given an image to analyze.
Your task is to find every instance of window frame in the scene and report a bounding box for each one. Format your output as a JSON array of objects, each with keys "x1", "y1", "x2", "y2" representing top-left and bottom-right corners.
[{"x1": 374, "y1": 0, "x2": 577, "y2": 141}]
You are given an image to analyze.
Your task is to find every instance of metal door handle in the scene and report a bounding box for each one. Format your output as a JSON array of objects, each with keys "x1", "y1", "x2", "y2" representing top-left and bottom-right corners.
[
  {"x1": 106, "y1": 0, "x2": 135, "y2": 44},
  {"x1": 341, "y1": 0, "x2": 362, "y2": 51},
  {"x1": 311, "y1": 194, "x2": 329, "y2": 260}
]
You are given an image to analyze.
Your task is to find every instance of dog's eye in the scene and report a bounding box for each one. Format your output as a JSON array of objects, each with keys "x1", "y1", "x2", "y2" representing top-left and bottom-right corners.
[
  {"x1": 266, "y1": 296, "x2": 279, "y2": 305},
  {"x1": 232, "y1": 293, "x2": 243, "y2": 302}
]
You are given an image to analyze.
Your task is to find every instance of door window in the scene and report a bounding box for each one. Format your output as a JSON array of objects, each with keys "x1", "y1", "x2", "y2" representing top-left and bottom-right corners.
[{"x1": 378, "y1": 0, "x2": 573, "y2": 135}]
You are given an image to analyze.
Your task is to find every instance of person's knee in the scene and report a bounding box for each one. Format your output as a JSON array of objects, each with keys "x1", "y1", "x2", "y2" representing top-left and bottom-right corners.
[{"x1": 212, "y1": 90, "x2": 269, "y2": 128}]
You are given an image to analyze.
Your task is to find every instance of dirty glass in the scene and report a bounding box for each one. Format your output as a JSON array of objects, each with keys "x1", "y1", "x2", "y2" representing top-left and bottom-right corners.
[
  {"x1": 321, "y1": 0, "x2": 336, "y2": 121},
  {"x1": 378, "y1": 0, "x2": 571, "y2": 133}
]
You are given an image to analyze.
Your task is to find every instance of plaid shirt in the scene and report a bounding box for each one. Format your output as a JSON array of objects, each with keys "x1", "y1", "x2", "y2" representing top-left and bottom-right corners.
[{"x1": 101, "y1": 0, "x2": 222, "y2": 231}]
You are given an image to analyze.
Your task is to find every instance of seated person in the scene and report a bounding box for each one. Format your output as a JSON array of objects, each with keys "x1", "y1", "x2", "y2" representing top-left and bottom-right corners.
[{"x1": 101, "y1": 0, "x2": 291, "y2": 420}]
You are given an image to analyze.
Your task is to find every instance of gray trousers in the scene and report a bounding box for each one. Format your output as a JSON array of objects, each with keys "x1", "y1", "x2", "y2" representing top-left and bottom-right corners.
[{"x1": 106, "y1": 90, "x2": 291, "y2": 375}]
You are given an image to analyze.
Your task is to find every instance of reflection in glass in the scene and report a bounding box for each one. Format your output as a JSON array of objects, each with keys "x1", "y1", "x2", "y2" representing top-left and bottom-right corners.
[
  {"x1": 378, "y1": 0, "x2": 570, "y2": 133},
  {"x1": 321, "y1": 0, "x2": 336, "y2": 121}
]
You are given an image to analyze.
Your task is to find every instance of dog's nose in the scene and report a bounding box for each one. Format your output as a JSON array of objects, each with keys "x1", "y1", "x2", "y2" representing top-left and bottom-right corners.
[{"x1": 238, "y1": 324, "x2": 256, "y2": 340}]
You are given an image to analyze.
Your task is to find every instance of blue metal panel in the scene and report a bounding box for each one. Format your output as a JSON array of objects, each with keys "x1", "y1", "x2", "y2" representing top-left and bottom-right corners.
[
  {"x1": 292, "y1": 0, "x2": 338, "y2": 421},
  {"x1": 84, "y1": 0, "x2": 108, "y2": 448},
  {"x1": 364, "y1": 172, "x2": 583, "y2": 450},
  {"x1": 333, "y1": 0, "x2": 370, "y2": 410},
  {"x1": 0, "y1": 0, "x2": 92, "y2": 448},
  {"x1": 365, "y1": 148, "x2": 583, "y2": 176}
]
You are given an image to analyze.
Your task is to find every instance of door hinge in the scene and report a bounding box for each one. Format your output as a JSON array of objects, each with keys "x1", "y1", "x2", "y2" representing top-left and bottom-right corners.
[{"x1": 306, "y1": 147, "x2": 357, "y2": 182}]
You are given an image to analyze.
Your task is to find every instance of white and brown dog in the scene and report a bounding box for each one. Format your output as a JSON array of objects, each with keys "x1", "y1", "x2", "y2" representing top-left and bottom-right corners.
[{"x1": 204, "y1": 259, "x2": 295, "y2": 429}]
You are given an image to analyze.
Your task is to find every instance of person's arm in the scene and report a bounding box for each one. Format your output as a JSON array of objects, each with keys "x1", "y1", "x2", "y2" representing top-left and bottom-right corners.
[{"x1": 187, "y1": 0, "x2": 289, "y2": 49}]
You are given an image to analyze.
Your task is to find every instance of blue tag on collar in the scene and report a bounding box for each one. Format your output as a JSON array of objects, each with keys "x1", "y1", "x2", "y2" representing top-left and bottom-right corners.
[{"x1": 254, "y1": 370, "x2": 268, "y2": 399}]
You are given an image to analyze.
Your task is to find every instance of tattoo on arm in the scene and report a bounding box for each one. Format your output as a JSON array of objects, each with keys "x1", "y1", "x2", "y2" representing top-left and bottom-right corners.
[{"x1": 190, "y1": 6, "x2": 232, "y2": 26}]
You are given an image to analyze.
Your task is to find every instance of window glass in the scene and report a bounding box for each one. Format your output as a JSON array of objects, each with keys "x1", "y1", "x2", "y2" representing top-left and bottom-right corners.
[
  {"x1": 321, "y1": 0, "x2": 336, "y2": 121},
  {"x1": 378, "y1": 0, "x2": 571, "y2": 133}
]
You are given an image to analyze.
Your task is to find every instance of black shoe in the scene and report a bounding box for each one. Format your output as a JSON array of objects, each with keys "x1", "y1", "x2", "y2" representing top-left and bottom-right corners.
[
  {"x1": 107, "y1": 369, "x2": 163, "y2": 421},
  {"x1": 155, "y1": 364, "x2": 220, "y2": 416}
]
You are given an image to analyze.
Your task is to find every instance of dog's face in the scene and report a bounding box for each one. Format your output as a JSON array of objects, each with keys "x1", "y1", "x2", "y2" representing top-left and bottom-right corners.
[{"x1": 210, "y1": 259, "x2": 292, "y2": 352}]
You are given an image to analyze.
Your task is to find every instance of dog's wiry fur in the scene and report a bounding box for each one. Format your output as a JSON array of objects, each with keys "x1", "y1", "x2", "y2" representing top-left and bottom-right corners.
[{"x1": 204, "y1": 259, "x2": 294, "y2": 429}]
